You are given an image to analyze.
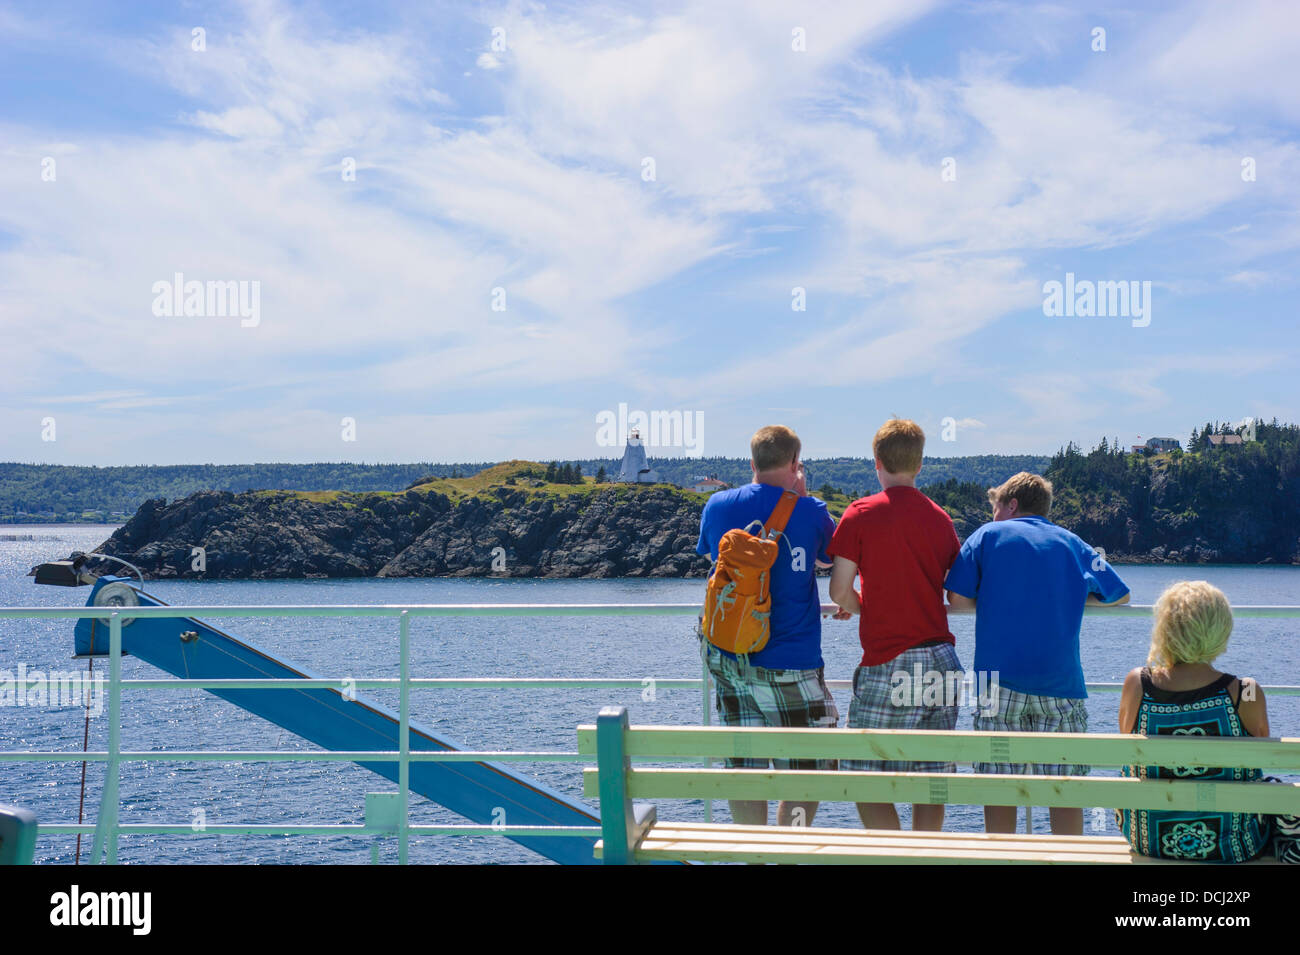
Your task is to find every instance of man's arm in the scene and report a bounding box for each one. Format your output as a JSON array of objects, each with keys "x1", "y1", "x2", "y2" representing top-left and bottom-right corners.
[
  {"x1": 814, "y1": 494, "x2": 837, "y2": 568},
  {"x1": 942, "y1": 532, "x2": 980, "y2": 613},
  {"x1": 946, "y1": 590, "x2": 976, "y2": 612},
  {"x1": 1082, "y1": 539, "x2": 1130, "y2": 607},
  {"x1": 829, "y1": 556, "x2": 862, "y2": 615}
]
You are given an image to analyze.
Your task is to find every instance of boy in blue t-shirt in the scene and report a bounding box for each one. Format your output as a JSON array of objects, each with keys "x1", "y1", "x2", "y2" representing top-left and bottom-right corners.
[
  {"x1": 696, "y1": 424, "x2": 839, "y2": 827},
  {"x1": 944, "y1": 471, "x2": 1129, "y2": 836}
]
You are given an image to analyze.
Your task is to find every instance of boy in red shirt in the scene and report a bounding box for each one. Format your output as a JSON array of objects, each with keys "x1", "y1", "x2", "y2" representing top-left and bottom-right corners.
[{"x1": 828, "y1": 419, "x2": 961, "y2": 831}]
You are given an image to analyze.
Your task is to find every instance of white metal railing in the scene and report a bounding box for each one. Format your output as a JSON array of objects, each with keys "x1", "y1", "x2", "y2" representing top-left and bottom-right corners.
[{"x1": 2, "y1": 601, "x2": 1298, "y2": 864}]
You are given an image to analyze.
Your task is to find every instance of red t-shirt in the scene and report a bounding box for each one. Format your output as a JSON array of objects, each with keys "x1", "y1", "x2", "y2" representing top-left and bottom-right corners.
[{"x1": 827, "y1": 486, "x2": 960, "y2": 667}]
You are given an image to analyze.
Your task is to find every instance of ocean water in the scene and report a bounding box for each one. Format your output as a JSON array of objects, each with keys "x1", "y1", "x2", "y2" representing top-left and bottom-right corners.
[{"x1": 2, "y1": 525, "x2": 1297, "y2": 865}]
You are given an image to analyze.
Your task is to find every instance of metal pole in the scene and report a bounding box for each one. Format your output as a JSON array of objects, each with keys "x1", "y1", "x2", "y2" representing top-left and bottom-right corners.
[
  {"x1": 700, "y1": 640, "x2": 712, "y2": 824},
  {"x1": 398, "y1": 610, "x2": 410, "y2": 865}
]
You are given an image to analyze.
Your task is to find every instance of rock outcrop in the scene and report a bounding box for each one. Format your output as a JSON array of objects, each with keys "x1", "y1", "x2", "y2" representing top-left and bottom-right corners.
[{"x1": 94, "y1": 485, "x2": 714, "y2": 579}]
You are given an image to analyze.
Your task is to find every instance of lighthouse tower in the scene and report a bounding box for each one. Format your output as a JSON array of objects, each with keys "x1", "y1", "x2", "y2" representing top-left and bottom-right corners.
[{"x1": 616, "y1": 428, "x2": 660, "y2": 483}]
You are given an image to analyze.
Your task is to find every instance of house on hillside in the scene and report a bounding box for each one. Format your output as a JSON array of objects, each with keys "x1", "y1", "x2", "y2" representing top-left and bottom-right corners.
[
  {"x1": 1144, "y1": 436, "x2": 1182, "y2": 453},
  {"x1": 690, "y1": 477, "x2": 729, "y2": 494},
  {"x1": 1208, "y1": 434, "x2": 1244, "y2": 447}
]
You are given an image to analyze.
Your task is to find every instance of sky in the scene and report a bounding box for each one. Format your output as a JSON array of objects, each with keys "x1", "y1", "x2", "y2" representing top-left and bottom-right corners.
[{"x1": 1, "y1": 0, "x2": 1296, "y2": 465}]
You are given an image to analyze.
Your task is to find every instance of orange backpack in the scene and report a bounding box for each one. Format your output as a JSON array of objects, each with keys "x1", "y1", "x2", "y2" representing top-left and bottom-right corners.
[{"x1": 700, "y1": 490, "x2": 799, "y2": 655}]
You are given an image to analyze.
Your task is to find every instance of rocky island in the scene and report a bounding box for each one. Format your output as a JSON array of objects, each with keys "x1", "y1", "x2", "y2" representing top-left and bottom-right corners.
[
  {"x1": 94, "y1": 462, "x2": 714, "y2": 579},
  {"x1": 89, "y1": 420, "x2": 1300, "y2": 579}
]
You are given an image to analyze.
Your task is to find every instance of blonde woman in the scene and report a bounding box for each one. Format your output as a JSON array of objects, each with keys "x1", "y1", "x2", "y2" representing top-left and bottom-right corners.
[{"x1": 1116, "y1": 580, "x2": 1272, "y2": 862}]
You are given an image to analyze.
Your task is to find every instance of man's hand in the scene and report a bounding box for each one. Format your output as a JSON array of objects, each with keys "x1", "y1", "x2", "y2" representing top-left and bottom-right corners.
[
  {"x1": 793, "y1": 465, "x2": 808, "y2": 497},
  {"x1": 829, "y1": 607, "x2": 852, "y2": 620}
]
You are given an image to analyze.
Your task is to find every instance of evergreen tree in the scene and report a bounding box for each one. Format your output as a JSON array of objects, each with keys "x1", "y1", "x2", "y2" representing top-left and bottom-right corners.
[
  {"x1": 545, "y1": 461, "x2": 558, "y2": 483},
  {"x1": 574, "y1": 463, "x2": 583, "y2": 483},
  {"x1": 595, "y1": 465, "x2": 607, "y2": 483}
]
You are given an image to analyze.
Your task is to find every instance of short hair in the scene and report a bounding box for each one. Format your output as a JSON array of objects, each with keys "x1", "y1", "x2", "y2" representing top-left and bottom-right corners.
[
  {"x1": 1148, "y1": 581, "x2": 1233, "y2": 668},
  {"x1": 873, "y1": 419, "x2": 925, "y2": 475},
  {"x1": 750, "y1": 425, "x2": 801, "y2": 472},
  {"x1": 987, "y1": 472, "x2": 1053, "y2": 517}
]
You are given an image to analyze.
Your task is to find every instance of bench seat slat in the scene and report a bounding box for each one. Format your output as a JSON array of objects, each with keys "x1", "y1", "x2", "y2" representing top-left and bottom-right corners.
[
  {"x1": 641, "y1": 842, "x2": 1134, "y2": 865},
  {"x1": 594, "y1": 827, "x2": 1279, "y2": 865},
  {"x1": 637, "y1": 822, "x2": 1134, "y2": 850},
  {"x1": 635, "y1": 830, "x2": 1137, "y2": 856}
]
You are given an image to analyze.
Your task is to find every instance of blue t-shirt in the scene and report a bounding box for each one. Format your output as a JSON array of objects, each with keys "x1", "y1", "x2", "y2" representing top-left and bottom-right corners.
[
  {"x1": 943, "y1": 516, "x2": 1129, "y2": 698},
  {"x1": 696, "y1": 483, "x2": 835, "y2": 670}
]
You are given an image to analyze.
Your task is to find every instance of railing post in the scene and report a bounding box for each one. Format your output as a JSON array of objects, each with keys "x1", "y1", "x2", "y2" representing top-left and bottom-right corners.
[
  {"x1": 89, "y1": 612, "x2": 122, "y2": 865},
  {"x1": 596, "y1": 706, "x2": 636, "y2": 864},
  {"x1": 700, "y1": 640, "x2": 713, "y2": 824},
  {"x1": 398, "y1": 610, "x2": 410, "y2": 866}
]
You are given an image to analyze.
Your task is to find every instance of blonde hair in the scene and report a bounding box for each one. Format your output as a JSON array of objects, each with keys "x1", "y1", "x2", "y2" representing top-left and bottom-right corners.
[
  {"x1": 987, "y1": 472, "x2": 1053, "y2": 517},
  {"x1": 750, "y1": 425, "x2": 800, "y2": 472},
  {"x1": 873, "y1": 419, "x2": 925, "y2": 475},
  {"x1": 1148, "y1": 581, "x2": 1233, "y2": 668}
]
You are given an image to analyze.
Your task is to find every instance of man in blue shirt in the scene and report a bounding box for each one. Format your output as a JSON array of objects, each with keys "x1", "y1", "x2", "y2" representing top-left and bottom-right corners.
[
  {"x1": 944, "y1": 471, "x2": 1129, "y2": 836},
  {"x1": 697, "y1": 424, "x2": 839, "y2": 827}
]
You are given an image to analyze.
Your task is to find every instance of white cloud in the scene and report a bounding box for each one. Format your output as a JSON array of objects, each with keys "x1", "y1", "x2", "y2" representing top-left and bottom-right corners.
[
  {"x1": 1144, "y1": 0, "x2": 1300, "y2": 123},
  {"x1": 1, "y1": 0, "x2": 1296, "y2": 462}
]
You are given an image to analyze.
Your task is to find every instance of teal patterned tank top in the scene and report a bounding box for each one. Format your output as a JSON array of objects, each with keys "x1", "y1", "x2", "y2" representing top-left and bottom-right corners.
[{"x1": 1116, "y1": 668, "x2": 1271, "y2": 863}]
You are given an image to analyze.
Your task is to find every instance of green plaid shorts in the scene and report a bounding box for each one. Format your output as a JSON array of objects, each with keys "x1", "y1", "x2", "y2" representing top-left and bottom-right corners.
[
  {"x1": 704, "y1": 644, "x2": 839, "y2": 770},
  {"x1": 845, "y1": 642, "x2": 961, "y2": 773},
  {"x1": 973, "y1": 686, "x2": 1090, "y2": 775}
]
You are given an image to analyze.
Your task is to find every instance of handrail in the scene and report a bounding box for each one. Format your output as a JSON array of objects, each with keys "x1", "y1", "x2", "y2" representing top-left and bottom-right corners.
[
  {"x1": 3, "y1": 600, "x2": 1299, "y2": 864},
  {"x1": 4, "y1": 602, "x2": 1300, "y2": 618}
]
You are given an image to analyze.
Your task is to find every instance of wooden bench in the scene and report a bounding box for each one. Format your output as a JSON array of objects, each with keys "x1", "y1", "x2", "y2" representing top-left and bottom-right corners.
[{"x1": 578, "y1": 706, "x2": 1300, "y2": 864}]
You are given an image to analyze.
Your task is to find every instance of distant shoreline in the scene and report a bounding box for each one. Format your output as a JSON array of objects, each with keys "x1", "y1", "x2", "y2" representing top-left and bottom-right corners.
[{"x1": 1, "y1": 523, "x2": 124, "y2": 530}]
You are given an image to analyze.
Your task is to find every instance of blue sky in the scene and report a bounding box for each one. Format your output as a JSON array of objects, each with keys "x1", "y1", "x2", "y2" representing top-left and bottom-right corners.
[{"x1": 1, "y1": 0, "x2": 1296, "y2": 465}]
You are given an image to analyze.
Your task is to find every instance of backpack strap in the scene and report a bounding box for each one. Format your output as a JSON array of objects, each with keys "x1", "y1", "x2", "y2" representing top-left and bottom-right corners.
[{"x1": 762, "y1": 490, "x2": 799, "y2": 539}]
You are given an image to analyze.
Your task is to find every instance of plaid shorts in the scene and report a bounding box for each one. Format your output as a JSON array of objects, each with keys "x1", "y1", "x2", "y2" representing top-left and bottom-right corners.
[
  {"x1": 973, "y1": 686, "x2": 1090, "y2": 775},
  {"x1": 704, "y1": 644, "x2": 838, "y2": 770},
  {"x1": 845, "y1": 642, "x2": 961, "y2": 773}
]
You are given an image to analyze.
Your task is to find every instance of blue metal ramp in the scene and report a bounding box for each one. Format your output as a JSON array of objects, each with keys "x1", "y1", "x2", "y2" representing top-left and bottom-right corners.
[{"x1": 72, "y1": 577, "x2": 600, "y2": 864}]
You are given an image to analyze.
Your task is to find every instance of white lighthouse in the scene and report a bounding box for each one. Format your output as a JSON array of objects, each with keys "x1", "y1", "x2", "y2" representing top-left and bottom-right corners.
[{"x1": 616, "y1": 428, "x2": 660, "y2": 483}]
